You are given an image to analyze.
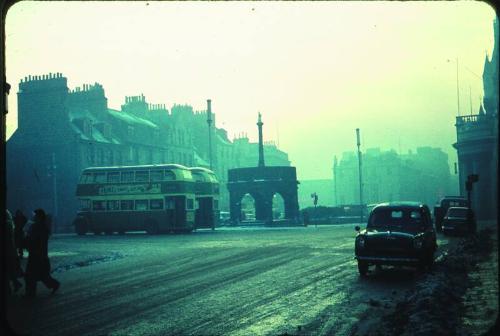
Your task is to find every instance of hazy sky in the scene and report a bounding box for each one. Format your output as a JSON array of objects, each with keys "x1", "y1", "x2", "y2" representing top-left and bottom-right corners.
[{"x1": 5, "y1": 1, "x2": 497, "y2": 180}]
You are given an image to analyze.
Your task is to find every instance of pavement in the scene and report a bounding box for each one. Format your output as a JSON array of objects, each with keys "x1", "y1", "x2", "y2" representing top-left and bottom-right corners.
[{"x1": 4, "y1": 222, "x2": 498, "y2": 335}]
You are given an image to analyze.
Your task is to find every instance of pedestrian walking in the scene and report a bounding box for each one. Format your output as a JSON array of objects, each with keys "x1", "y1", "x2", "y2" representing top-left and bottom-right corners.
[
  {"x1": 5, "y1": 210, "x2": 23, "y2": 296},
  {"x1": 24, "y1": 209, "x2": 60, "y2": 298},
  {"x1": 14, "y1": 210, "x2": 27, "y2": 258}
]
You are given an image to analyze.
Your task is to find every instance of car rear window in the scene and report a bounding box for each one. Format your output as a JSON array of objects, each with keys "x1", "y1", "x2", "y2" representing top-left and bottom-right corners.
[
  {"x1": 447, "y1": 208, "x2": 468, "y2": 218},
  {"x1": 368, "y1": 208, "x2": 425, "y2": 228}
]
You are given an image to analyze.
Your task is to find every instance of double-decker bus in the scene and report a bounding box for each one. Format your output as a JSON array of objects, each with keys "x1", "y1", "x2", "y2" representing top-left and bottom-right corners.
[
  {"x1": 190, "y1": 167, "x2": 220, "y2": 230},
  {"x1": 74, "y1": 164, "x2": 202, "y2": 235}
]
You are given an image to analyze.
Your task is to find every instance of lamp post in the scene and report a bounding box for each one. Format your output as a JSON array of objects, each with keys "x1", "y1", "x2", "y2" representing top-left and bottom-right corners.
[
  {"x1": 49, "y1": 152, "x2": 58, "y2": 233},
  {"x1": 356, "y1": 128, "x2": 363, "y2": 224},
  {"x1": 206, "y1": 99, "x2": 213, "y2": 170}
]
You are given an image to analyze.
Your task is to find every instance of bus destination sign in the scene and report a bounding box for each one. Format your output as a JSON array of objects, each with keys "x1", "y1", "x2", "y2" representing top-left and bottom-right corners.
[{"x1": 98, "y1": 183, "x2": 162, "y2": 195}]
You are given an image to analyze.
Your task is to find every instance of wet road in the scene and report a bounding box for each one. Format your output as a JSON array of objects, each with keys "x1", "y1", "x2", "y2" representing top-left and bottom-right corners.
[{"x1": 7, "y1": 224, "x2": 457, "y2": 336}]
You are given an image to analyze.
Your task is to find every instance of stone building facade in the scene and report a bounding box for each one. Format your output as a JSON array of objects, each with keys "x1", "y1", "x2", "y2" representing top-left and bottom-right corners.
[
  {"x1": 333, "y1": 147, "x2": 455, "y2": 208},
  {"x1": 453, "y1": 18, "x2": 498, "y2": 220},
  {"x1": 7, "y1": 73, "x2": 290, "y2": 231}
]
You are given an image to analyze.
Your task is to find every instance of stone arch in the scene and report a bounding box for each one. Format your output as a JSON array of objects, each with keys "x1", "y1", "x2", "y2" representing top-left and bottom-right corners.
[
  {"x1": 272, "y1": 192, "x2": 285, "y2": 219},
  {"x1": 227, "y1": 167, "x2": 300, "y2": 224}
]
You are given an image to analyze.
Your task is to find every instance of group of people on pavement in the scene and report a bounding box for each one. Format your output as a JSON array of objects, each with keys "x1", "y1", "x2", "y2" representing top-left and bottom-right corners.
[{"x1": 5, "y1": 208, "x2": 60, "y2": 298}]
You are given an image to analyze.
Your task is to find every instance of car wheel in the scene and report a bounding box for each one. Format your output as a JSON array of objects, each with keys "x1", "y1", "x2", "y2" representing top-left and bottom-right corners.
[{"x1": 358, "y1": 260, "x2": 368, "y2": 277}]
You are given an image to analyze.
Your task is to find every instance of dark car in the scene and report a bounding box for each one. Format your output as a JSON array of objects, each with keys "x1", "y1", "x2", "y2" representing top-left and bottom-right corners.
[
  {"x1": 354, "y1": 202, "x2": 437, "y2": 276},
  {"x1": 442, "y1": 207, "x2": 476, "y2": 236},
  {"x1": 433, "y1": 196, "x2": 468, "y2": 232}
]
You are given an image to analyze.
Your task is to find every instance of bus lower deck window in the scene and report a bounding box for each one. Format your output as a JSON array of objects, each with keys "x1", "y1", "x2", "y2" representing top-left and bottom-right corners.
[
  {"x1": 107, "y1": 200, "x2": 120, "y2": 211},
  {"x1": 135, "y1": 200, "x2": 148, "y2": 211},
  {"x1": 150, "y1": 199, "x2": 164, "y2": 210},
  {"x1": 93, "y1": 200, "x2": 106, "y2": 211},
  {"x1": 79, "y1": 199, "x2": 91, "y2": 211},
  {"x1": 121, "y1": 200, "x2": 133, "y2": 210}
]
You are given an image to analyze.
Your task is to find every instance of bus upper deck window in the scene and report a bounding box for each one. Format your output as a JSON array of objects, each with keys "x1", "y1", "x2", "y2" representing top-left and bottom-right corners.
[
  {"x1": 151, "y1": 170, "x2": 164, "y2": 182},
  {"x1": 94, "y1": 173, "x2": 106, "y2": 183},
  {"x1": 107, "y1": 172, "x2": 120, "y2": 183},
  {"x1": 135, "y1": 171, "x2": 149, "y2": 182},
  {"x1": 193, "y1": 172, "x2": 205, "y2": 182},
  {"x1": 80, "y1": 173, "x2": 92, "y2": 184},
  {"x1": 165, "y1": 170, "x2": 176, "y2": 181},
  {"x1": 121, "y1": 172, "x2": 134, "y2": 182}
]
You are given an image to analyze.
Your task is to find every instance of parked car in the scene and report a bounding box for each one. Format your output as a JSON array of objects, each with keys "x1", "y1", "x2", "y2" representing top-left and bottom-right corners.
[
  {"x1": 433, "y1": 196, "x2": 468, "y2": 232},
  {"x1": 219, "y1": 211, "x2": 231, "y2": 226},
  {"x1": 442, "y1": 207, "x2": 476, "y2": 236},
  {"x1": 354, "y1": 202, "x2": 437, "y2": 276}
]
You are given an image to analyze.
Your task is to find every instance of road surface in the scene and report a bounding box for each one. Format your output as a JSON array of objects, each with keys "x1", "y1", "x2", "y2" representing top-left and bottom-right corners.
[{"x1": 6, "y1": 224, "x2": 460, "y2": 336}]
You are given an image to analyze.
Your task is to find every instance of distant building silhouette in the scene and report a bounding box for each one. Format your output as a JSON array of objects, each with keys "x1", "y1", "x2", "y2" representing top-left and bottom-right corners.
[
  {"x1": 334, "y1": 147, "x2": 455, "y2": 208},
  {"x1": 453, "y1": 18, "x2": 498, "y2": 220},
  {"x1": 7, "y1": 74, "x2": 290, "y2": 231}
]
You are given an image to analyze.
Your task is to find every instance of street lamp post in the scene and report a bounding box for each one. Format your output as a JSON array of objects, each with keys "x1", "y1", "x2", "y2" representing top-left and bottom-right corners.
[
  {"x1": 356, "y1": 129, "x2": 363, "y2": 225},
  {"x1": 206, "y1": 99, "x2": 213, "y2": 170},
  {"x1": 51, "y1": 152, "x2": 58, "y2": 233}
]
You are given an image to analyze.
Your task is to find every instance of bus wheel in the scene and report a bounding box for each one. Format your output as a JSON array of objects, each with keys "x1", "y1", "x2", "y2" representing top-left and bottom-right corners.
[
  {"x1": 93, "y1": 231, "x2": 101, "y2": 235},
  {"x1": 74, "y1": 218, "x2": 88, "y2": 236},
  {"x1": 105, "y1": 231, "x2": 113, "y2": 235},
  {"x1": 118, "y1": 230, "x2": 125, "y2": 235},
  {"x1": 146, "y1": 220, "x2": 159, "y2": 235}
]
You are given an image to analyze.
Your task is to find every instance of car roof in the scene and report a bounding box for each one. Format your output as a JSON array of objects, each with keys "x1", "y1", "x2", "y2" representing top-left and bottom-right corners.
[
  {"x1": 372, "y1": 201, "x2": 428, "y2": 211},
  {"x1": 447, "y1": 206, "x2": 470, "y2": 211}
]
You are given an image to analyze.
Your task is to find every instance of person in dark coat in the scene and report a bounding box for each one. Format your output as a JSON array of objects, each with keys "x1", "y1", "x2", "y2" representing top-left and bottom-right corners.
[
  {"x1": 5, "y1": 210, "x2": 23, "y2": 295},
  {"x1": 24, "y1": 209, "x2": 60, "y2": 298},
  {"x1": 14, "y1": 210, "x2": 27, "y2": 258}
]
